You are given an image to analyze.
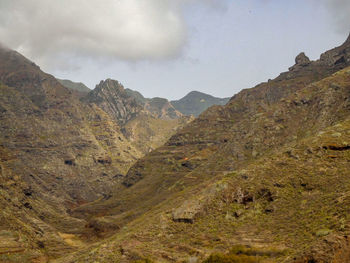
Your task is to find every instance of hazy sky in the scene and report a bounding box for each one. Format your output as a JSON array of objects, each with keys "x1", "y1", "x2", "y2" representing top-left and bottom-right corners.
[{"x1": 1, "y1": 0, "x2": 349, "y2": 99}]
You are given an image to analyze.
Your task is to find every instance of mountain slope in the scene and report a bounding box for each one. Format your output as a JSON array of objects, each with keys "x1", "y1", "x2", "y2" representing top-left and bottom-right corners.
[
  {"x1": 171, "y1": 91, "x2": 230, "y2": 116},
  {"x1": 0, "y1": 47, "x2": 146, "y2": 261},
  {"x1": 0, "y1": 46, "x2": 193, "y2": 262},
  {"x1": 65, "y1": 35, "x2": 350, "y2": 262},
  {"x1": 57, "y1": 79, "x2": 90, "y2": 93}
]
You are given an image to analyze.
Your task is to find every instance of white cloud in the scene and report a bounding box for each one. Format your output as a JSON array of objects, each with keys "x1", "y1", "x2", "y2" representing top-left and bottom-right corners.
[
  {"x1": 323, "y1": 0, "x2": 350, "y2": 34},
  {"x1": 0, "y1": 0, "x2": 199, "y2": 67}
]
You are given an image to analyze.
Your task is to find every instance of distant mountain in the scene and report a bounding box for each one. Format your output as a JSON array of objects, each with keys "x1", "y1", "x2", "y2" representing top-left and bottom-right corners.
[
  {"x1": 85, "y1": 79, "x2": 183, "y2": 125},
  {"x1": 171, "y1": 90, "x2": 230, "y2": 116},
  {"x1": 57, "y1": 78, "x2": 90, "y2": 93},
  {"x1": 85, "y1": 79, "x2": 143, "y2": 125}
]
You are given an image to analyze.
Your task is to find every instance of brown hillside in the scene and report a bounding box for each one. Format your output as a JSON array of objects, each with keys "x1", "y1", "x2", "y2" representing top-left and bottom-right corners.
[{"x1": 65, "y1": 36, "x2": 350, "y2": 262}]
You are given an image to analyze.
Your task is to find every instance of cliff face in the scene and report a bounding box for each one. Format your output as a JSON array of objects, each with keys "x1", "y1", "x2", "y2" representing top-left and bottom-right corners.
[{"x1": 66, "y1": 36, "x2": 350, "y2": 262}]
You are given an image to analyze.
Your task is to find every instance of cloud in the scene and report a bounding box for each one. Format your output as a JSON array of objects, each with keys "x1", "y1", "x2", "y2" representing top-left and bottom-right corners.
[
  {"x1": 322, "y1": 0, "x2": 350, "y2": 34},
  {"x1": 0, "y1": 0, "x2": 219, "y2": 68}
]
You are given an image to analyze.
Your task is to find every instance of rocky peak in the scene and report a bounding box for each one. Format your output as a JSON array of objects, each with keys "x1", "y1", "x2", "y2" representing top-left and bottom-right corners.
[
  {"x1": 94, "y1": 79, "x2": 124, "y2": 94},
  {"x1": 86, "y1": 79, "x2": 142, "y2": 125},
  {"x1": 289, "y1": 52, "x2": 311, "y2": 71}
]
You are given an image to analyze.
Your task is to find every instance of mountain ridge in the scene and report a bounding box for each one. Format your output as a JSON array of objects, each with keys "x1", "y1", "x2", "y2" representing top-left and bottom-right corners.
[{"x1": 57, "y1": 79, "x2": 90, "y2": 94}]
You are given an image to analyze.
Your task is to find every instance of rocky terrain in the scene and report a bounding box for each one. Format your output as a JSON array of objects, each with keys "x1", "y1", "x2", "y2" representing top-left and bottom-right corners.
[{"x1": 0, "y1": 34, "x2": 349, "y2": 263}]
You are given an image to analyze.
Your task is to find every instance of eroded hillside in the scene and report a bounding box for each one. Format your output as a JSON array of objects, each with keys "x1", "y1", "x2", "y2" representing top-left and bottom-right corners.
[
  {"x1": 1, "y1": 35, "x2": 350, "y2": 263},
  {"x1": 63, "y1": 35, "x2": 350, "y2": 262}
]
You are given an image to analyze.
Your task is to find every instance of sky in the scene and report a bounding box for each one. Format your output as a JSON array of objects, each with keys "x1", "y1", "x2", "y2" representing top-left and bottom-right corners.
[{"x1": 0, "y1": 0, "x2": 349, "y2": 100}]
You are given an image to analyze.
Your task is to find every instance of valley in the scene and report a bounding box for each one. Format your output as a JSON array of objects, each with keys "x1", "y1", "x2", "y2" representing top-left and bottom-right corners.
[{"x1": 0, "y1": 32, "x2": 350, "y2": 263}]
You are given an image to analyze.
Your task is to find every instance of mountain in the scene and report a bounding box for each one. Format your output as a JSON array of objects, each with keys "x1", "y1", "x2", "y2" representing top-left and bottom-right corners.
[
  {"x1": 171, "y1": 91, "x2": 230, "y2": 116},
  {"x1": 57, "y1": 79, "x2": 90, "y2": 93},
  {"x1": 85, "y1": 79, "x2": 183, "y2": 124},
  {"x1": 125, "y1": 88, "x2": 147, "y2": 104},
  {"x1": 144, "y1": 97, "x2": 183, "y2": 120},
  {"x1": 84, "y1": 79, "x2": 187, "y2": 154},
  {"x1": 64, "y1": 34, "x2": 350, "y2": 262},
  {"x1": 0, "y1": 46, "x2": 148, "y2": 261},
  {"x1": 85, "y1": 79, "x2": 143, "y2": 125},
  {"x1": 1, "y1": 34, "x2": 350, "y2": 263},
  {"x1": 0, "y1": 47, "x2": 189, "y2": 262}
]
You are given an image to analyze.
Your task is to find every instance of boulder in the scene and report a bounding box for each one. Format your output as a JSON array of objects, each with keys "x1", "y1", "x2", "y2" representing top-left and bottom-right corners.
[{"x1": 172, "y1": 199, "x2": 202, "y2": 223}]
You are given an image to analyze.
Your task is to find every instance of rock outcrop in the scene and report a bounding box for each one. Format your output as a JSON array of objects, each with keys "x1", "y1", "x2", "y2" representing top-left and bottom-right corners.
[
  {"x1": 289, "y1": 52, "x2": 311, "y2": 71},
  {"x1": 319, "y1": 33, "x2": 350, "y2": 66}
]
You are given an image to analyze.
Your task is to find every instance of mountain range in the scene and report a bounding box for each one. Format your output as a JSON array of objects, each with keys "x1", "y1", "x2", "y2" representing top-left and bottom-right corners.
[
  {"x1": 58, "y1": 78, "x2": 230, "y2": 118},
  {"x1": 0, "y1": 34, "x2": 349, "y2": 263}
]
